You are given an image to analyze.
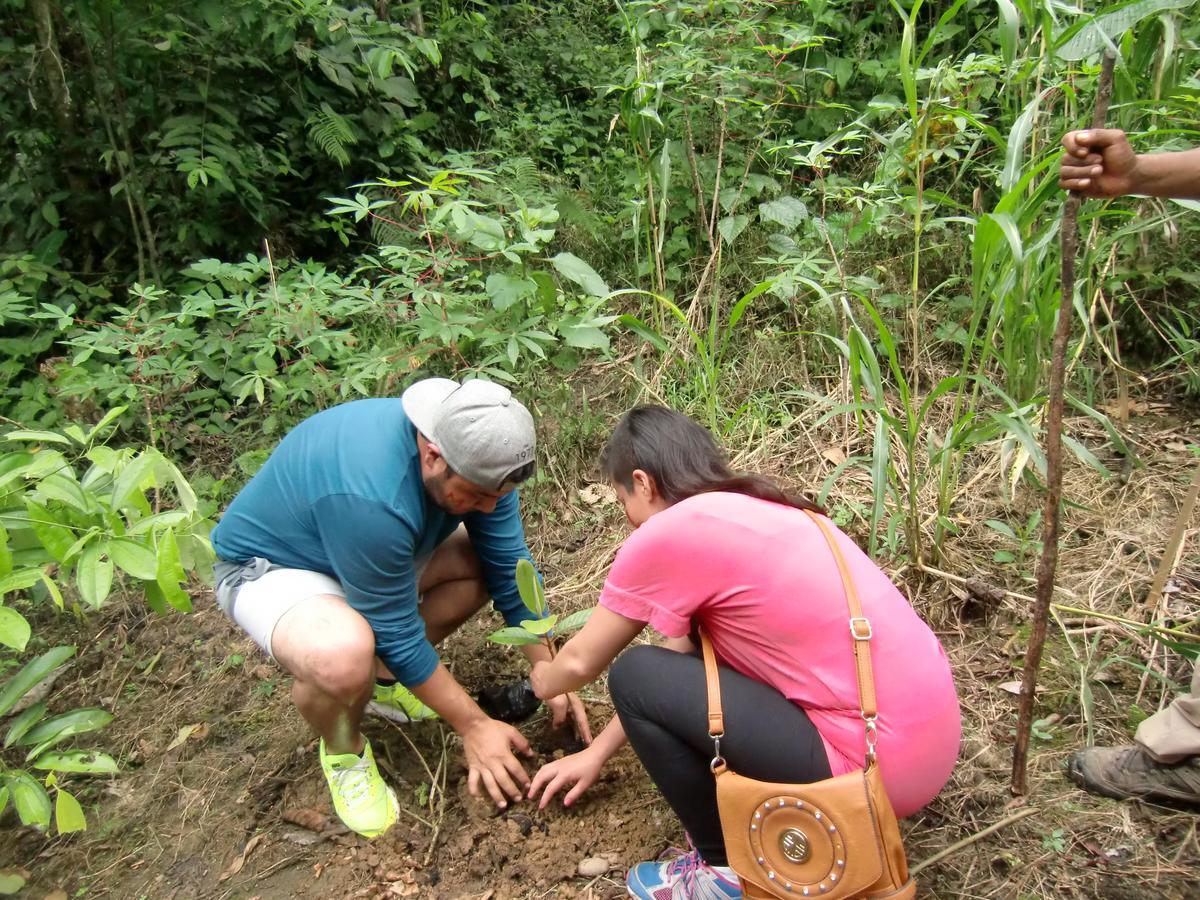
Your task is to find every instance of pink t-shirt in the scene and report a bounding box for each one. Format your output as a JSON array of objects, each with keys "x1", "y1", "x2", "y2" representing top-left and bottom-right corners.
[{"x1": 599, "y1": 492, "x2": 960, "y2": 818}]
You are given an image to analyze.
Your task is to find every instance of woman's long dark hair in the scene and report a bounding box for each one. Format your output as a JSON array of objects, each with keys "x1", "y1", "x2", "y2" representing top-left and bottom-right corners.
[{"x1": 600, "y1": 406, "x2": 824, "y2": 514}]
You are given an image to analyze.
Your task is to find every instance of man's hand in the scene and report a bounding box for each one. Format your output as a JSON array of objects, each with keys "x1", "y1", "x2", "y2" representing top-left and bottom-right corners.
[
  {"x1": 528, "y1": 745, "x2": 605, "y2": 809},
  {"x1": 545, "y1": 691, "x2": 593, "y2": 744},
  {"x1": 461, "y1": 718, "x2": 534, "y2": 809},
  {"x1": 1061, "y1": 129, "x2": 1140, "y2": 198}
]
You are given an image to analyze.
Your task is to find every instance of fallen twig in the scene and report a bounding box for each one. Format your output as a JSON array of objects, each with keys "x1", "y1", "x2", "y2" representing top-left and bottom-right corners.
[{"x1": 909, "y1": 806, "x2": 1040, "y2": 876}]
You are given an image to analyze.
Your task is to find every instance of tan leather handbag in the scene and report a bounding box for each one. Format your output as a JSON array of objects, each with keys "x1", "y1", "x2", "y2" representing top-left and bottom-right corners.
[{"x1": 699, "y1": 511, "x2": 915, "y2": 899}]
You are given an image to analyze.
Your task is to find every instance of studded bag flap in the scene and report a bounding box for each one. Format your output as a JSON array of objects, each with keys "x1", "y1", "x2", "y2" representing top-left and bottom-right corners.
[{"x1": 700, "y1": 511, "x2": 915, "y2": 900}]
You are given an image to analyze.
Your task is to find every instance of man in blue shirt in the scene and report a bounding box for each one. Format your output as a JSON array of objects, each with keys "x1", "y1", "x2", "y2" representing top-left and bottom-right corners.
[{"x1": 211, "y1": 378, "x2": 588, "y2": 837}]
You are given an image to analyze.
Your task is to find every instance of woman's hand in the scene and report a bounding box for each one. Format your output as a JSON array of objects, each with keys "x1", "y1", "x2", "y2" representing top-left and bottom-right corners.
[
  {"x1": 545, "y1": 690, "x2": 593, "y2": 744},
  {"x1": 528, "y1": 745, "x2": 605, "y2": 809}
]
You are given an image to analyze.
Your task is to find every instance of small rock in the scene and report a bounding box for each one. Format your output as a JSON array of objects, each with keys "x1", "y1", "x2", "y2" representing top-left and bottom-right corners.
[{"x1": 577, "y1": 857, "x2": 610, "y2": 878}]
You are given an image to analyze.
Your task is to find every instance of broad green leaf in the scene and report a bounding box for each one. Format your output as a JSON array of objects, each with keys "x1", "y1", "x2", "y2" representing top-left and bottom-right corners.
[
  {"x1": 36, "y1": 472, "x2": 90, "y2": 511},
  {"x1": 555, "y1": 607, "x2": 595, "y2": 633},
  {"x1": 2, "y1": 430, "x2": 72, "y2": 446},
  {"x1": 34, "y1": 750, "x2": 119, "y2": 775},
  {"x1": 127, "y1": 510, "x2": 189, "y2": 535},
  {"x1": 0, "y1": 523, "x2": 9, "y2": 577},
  {"x1": 514, "y1": 558, "x2": 545, "y2": 617},
  {"x1": 0, "y1": 606, "x2": 31, "y2": 651},
  {"x1": 19, "y1": 708, "x2": 114, "y2": 758},
  {"x1": 84, "y1": 406, "x2": 128, "y2": 444},
  {"x1": 155, "y1": 529, "x2": 192, "y2": 612},
  {"x1": 0, "y1": 568, "x2": 42, "y2": 598},
  {"x1": 550, "y1": 253, "x2": 610, "y2": 297},
  {"x1": 5, "y1": 700, "x2": 48, "y2": 748},
  {"x1": 24, "y1": 499, "x2": 74, "y2": 562},
  {"x1": 519, "y1": 615, "x2": 558, "y2": 635},
  {"x1": 717, "y1": 214, "x2": 749, "y2": 245},
  {"x1": 108, "y1": 538, "x2": 158, "y2": 580},
  {"x1": 560, "y1": 324, "x2": 609, "y2": 350},
  {"x1": 6, "y1": 771, "x2": 51, "y2": 827},
  {"x1": 757, "y1": 196, "x2": 808, "y2": 230},
  {"x1": 40, "y1": 570, "x2": 64, "y2": 611},
  {"x1": 1056, "y1": 0, "x2": 1192, "y2": 60},
  {"x1": 0, "y1": 646, "x2": 75, "y2": 717},
  {"x1": 143, "y1": 581, "x2": 169, "y2": 615},
  {"x1": 76, "y1": 543, "x2": 114, "y2": 609},
  {"x1": 485, "y1": 273, "x2": 536, "y2": 311},
  {"x1": 55, "y1": 788, "x2": 86, "y2": 834},
  {"x1": 486, "y1": 626, "x2": 541, "y2": 646},
  {"x1": 110, "y1": 450, "x2": 160, "y2": 512}
]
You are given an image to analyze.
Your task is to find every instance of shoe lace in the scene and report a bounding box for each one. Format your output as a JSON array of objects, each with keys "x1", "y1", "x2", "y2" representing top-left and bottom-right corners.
[
  {"x1": 662, "y1": 848, "x2": 738, "y2": 898},
  {"x1": 330, "y1": 758, "x2": 375, "y2": 805}
]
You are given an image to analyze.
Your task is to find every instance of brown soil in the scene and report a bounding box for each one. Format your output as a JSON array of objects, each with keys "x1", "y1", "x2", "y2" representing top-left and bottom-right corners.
[{"x1": 2, "y1": 383, "x2": 1199, "y2": 899}]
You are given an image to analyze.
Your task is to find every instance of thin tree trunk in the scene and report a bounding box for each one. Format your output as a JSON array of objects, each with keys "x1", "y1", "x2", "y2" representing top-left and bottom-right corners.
[{"x1": 1011, "y1": 51, "x2": 1116, "y2": 796}]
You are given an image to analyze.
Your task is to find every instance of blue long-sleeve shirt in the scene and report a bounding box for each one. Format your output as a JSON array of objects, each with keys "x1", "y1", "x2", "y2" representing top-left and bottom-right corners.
[{"x1": 210, "y1": 399, "x2": 540, "y2": 688}]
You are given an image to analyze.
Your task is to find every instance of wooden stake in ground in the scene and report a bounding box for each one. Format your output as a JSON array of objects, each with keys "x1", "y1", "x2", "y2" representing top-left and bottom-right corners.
[{"x1": 1010, "y1": 51, "x2": 1117, "y2": 797}]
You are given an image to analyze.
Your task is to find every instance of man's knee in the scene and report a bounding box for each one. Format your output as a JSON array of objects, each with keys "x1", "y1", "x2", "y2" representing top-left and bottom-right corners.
[{"x1": 274, "y1": 597, "x2": 376, "y2": 703}]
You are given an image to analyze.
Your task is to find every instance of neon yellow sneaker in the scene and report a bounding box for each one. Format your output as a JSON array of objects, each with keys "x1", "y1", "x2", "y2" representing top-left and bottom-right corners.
[
  {"x1": 366, "y1": 682, "x2": 439, "y2": 723},
  {"x1": 319, "y1": 738, "x2": 398, "y2": 839}
]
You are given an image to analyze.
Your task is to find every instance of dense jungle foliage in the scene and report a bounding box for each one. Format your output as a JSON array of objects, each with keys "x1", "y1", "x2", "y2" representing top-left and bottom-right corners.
[{"x1": 1, "y1": 0, "x2": 1199, "y2": 838}]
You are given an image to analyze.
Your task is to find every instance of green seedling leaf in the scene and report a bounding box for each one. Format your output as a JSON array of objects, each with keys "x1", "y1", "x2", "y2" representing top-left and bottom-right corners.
[
  {"x1": 35, "y1": 750, "x2": 119, "y2": 775},
  {"x1": 6, "y1": 771, "x2": 51, "y2": 827},
  {"x1": 555, "y1": 607, "x2": 594, "y2": 633},
  {"x1": 0, "y1": 566, "x2": 44, "y2": 599},
  {"x1": 17, "y1": 707, "x2": 114, "y2": 753},
  {"x1": 550, "y1": 252, "x2": 610, "y2": 298},
  {"x1": 0, "y1": 646, "x2": 75, "y2": 717},
  {"x1": 84, "y1": 406, "x2": 128, "y2": 444},
  {"x1": 55, "y1": 787, "x2": 86, "y2": 834},
  {"x1": 0, "y1": 867, "x2": 27, "y2": 894},
  {"x1": 0, "y1": 606, "x2": 31, "y2": 651},
  {"x1": 110, "y1": 450, "x2": 160, "y2": 512},
  {"x1": 108, "y1": 538, "x2": 158, "y2": 580},
  {"x1": 514, "y1": 558, "x2": 545, "y2": 617},
  {"x1": 5, "y1": 701, "x2": 48, "y2": 748},
  {"x1": 40, "y1": 570, "x2": 64, "y2": 611},
  {"x1": 487, "y1": 626, "x2": 542, "y2": 646},
  {"x1": 519, "y1": 615, "x2": 558, "y2": 635},
  {"x1": 486, "y1": 273, "x2": 536, "y2": 311}
]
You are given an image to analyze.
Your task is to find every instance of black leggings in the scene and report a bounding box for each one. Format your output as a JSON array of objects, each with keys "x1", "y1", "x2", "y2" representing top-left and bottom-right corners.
[{"x1": 609, "y1": 644, "x2": 832, "y2": 866}]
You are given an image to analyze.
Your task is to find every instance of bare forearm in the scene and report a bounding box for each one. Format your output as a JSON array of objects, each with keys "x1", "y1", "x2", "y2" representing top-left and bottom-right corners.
[
  {"x1": 520, "y1": 641, "x2": 554, "y2": 666},
  {"x1": 588, "y1": 716, "x2": 628, "y2": 764},
  {"x1": 409, "y1": 663, "x2": 489, "y2": 734},
  {"x1": 1133, "y1": 149, "x2": 1200, "y2": 200},
  {"x1": 534, "y1": 640, "x2": 599, "y2": 696}
]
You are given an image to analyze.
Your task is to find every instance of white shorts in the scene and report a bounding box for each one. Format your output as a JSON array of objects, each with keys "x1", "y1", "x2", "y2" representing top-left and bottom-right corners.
[{"x1": 215, "y1": 556, "x2": 430, "y2": 659}]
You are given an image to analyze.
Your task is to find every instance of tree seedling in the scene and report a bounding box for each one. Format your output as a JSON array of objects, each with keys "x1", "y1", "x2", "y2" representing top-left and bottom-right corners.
[{"x1": 486, "y1": 559, "x2": 593, "y2": 651}]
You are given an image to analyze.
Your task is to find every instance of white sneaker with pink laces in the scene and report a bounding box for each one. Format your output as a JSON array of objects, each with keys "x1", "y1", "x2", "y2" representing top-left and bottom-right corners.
[{"x1": 626, "y1": 848, "x2": 742, "y2": 900}]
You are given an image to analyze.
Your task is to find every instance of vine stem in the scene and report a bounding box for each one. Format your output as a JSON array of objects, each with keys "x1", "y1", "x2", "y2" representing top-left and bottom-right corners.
[{"x1": 1011, "y1": 51, "x2": 1116, "y2": 796}]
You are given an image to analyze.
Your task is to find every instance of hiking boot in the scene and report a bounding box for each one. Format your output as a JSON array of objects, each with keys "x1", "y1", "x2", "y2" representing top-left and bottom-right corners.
[
  {"x1": 366, "y1": 682, "x2": 439, "y2": 723},
  {"x1": 1067, "y1": 743, "x2": 1200, "y2": 807},
  {"x1": 626, "y1": 848, "x2": 742, "y2": 899},
  {"x1": 319, "y1": 738, "x2": 399, "y2": 838}
]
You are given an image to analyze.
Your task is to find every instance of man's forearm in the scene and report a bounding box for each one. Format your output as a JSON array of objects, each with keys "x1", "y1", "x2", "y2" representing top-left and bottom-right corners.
[
  {"x1": 409, "y1": 663, "x2": 490, "y2": 734},
  {"x1": 1134, "y1": 148, "x2": 1200, "y2": 200}
]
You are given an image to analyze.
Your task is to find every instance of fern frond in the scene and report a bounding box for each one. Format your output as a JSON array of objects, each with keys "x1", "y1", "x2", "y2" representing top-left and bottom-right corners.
[{"x1": 307, "y1": 103, "x2": 358, "y2": 167}]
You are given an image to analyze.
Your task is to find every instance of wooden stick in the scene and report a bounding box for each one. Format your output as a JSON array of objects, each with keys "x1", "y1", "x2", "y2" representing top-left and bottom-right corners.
[
  {"x1": 1144, "y1": 457, "x2": 1200, "y2": 609},
  {"x1": 1011, "y1": 50, "x2": 1117, "y2": 797},
  {"x1": 909, "y1": 806, "x2": 1041, "y2": 876}
]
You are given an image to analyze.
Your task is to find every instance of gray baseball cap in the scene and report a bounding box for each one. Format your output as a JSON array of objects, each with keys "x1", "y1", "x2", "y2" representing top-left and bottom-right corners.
[{"x1": 401, "y1": 377, "x2": 537, "y2": 491}]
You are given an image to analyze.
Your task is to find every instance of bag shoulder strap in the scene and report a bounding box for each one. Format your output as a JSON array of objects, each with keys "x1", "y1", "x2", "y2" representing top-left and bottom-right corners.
[{"x1": 699, "y1": 509, "x2": 880, "y2": 766}]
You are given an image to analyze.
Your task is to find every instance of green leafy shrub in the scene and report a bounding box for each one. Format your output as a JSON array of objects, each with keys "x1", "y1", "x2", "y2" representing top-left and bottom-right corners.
[{"x1": 487, "y1": 559, "x2": 592, "y2": 648}]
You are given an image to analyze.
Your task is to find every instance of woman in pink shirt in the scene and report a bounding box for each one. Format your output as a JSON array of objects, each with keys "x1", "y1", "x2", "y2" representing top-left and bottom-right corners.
[{"x1": 529, "y1": 406, "x2": 960, "y2": 900}]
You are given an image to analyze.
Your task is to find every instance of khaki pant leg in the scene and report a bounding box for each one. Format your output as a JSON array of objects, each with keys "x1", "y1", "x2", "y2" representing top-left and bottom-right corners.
[{"x1": 1135, "y1": 656, "x2": 1200, "y2": 763}]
